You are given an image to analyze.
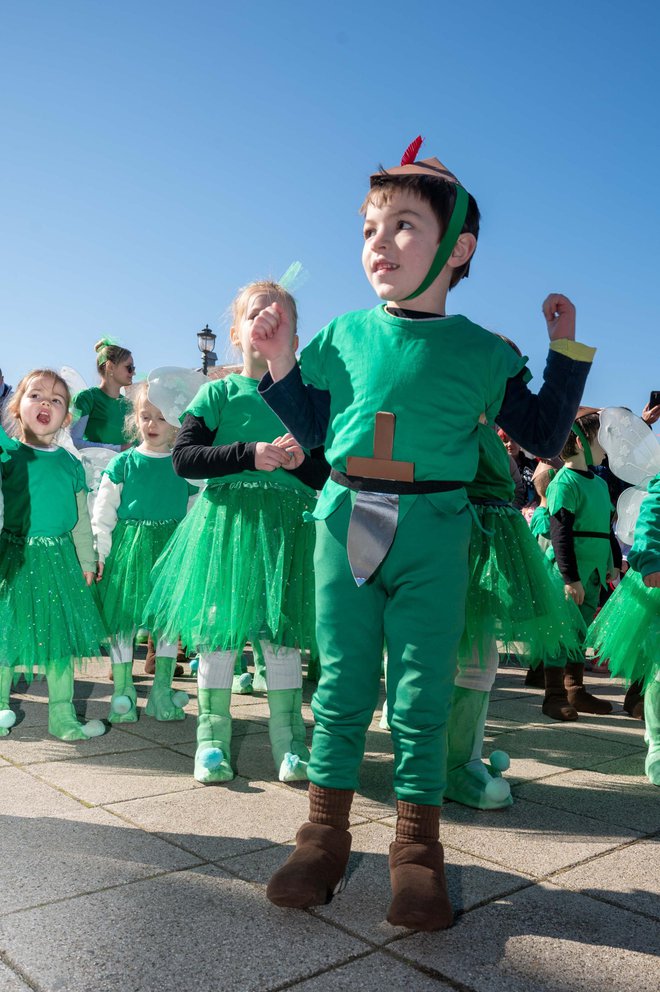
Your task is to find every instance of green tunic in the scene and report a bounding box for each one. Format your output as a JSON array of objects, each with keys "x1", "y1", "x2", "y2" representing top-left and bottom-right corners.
[
  {"x1": 72, "y1": 386, "x2": 132, "y2": 445},
  {"x1": 184, "y1": 373, "x2": 311, "y2": 493},
  {"x1": 628, "y1": 472, "x2": 660, "y2": 577},
  {"x1": 104, "y1": 449, "x2": 197, "y2": 521},
  {"x1": 546, "y1": 466, "x2": 613, "y2": 586},
  {"x1": 530, "y1": 505, "x2": 550, "y2": 541},
  {"x1": 1, "y1": 443, "x2": 87, "y2": 537},
  {"x1": 300, "y1": 306, "x2": 527, "y2": 521},
  {"x1": 466, "y1": 425, "x2": 515, "y2": 503}
]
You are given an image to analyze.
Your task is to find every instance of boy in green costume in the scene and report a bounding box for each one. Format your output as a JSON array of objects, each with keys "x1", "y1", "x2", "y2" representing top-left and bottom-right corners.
[
  {"x1": 543, "y1": 410, "x2": 616, "y2": 719},
  {"x1": 253, "y1": 139, "x2": 595, "y2": 930}
]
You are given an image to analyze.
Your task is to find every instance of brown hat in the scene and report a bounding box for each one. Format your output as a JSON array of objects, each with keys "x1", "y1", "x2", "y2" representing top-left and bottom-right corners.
[{"x1": 371, "y1": 136, "x2": 461, "y2": 185}]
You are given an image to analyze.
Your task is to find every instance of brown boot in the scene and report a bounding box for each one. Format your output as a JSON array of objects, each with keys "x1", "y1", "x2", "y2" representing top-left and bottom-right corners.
[
  {"x1": 266, "y1": 784, "x2": 353, "y2": 908},
  {"x1": 565, "y1": 661, "x2": 613, "y2": 715},
  {"x1": 387, "y1": 801, "x2": 453, "y2": 931},
  {"x1": 623, "y1": 681, "x2": 645, "y2": 720},
  {"x1": 524, "y1": 662, "x2": 545, "y2": 688},
  {"x1": 542, "y1": 665, "x2": 578, "y2": 721}
]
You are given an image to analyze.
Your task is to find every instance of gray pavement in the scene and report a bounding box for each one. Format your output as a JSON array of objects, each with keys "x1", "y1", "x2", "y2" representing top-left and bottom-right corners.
[{"x1": 0, "y1": 660, "x2": 658, "y2": 992}]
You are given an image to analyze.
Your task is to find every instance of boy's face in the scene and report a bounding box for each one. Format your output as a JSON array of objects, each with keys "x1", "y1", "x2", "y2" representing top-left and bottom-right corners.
[
  {"x1": 587, "y1": 433, "x2": 605, "y2": 467},
  {"x1": 362, "y1": 189, "x2": 442, "y2": 303}
]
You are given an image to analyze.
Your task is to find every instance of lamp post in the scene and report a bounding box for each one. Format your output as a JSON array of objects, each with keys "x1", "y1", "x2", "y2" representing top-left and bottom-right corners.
[{"x1": 197, "y1": 324, "x2": 217, "y2": 375}]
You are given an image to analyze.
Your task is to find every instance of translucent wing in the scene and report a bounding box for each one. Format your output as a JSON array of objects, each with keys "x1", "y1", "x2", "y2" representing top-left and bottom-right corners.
[
  {"x1": 147, "y1": 367, "x2": 207, "y2": 427},
  {"x1": 60, "y1": 366, "x2": 89, "y2": 397},
  {"x1": 615, "y1": 486, "x2": 651, "y2": 546},
  {"x1": 598, "y1": 407, "x2": 660, "y2": 486}
]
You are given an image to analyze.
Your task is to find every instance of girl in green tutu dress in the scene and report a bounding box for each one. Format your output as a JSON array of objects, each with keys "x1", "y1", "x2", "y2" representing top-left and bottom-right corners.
[
  {"x1": 143, "y1": 279, "x2": 328, "y2": 784},
  {"x1": 446, "y1": 420, "x2": 585, "y2": 809},
  {"x1": 93, "y1": 381, "x2": 198, "y2": 724},
  {"x1": 0, "y1": 370, "x2": 107, "y2": 741}
]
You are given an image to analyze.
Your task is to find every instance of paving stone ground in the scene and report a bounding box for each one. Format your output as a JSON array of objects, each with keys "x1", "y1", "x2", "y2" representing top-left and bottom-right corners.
[{"x1": 0, "y1": 658, "x2": 658, "y2": 992}]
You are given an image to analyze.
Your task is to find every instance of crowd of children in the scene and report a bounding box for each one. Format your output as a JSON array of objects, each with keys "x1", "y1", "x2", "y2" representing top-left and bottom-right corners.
[{"x1": 0, "y1": 138, "x2": 658, "y2": 934}]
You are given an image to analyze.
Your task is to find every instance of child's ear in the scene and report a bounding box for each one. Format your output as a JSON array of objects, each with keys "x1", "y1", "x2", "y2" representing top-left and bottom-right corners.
[
  {"x1": 448, "y1": 232, "x2": 477, "y2": 269},
  {"x1": 292, "y1": 333, "x2": 299, "y2": 353},
  {"x1": 229, "y1": 324, "x2": 240, "y2": 348},
  {"x1": 63, "y1": 412, "x2": 72, "y2": 429}
]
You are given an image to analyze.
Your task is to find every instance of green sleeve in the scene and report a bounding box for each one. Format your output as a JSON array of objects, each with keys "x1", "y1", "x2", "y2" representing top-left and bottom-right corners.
[
  {"x1": 484, "y1": 337, "x2": 530, "y2": 423},
  {"x1": 187, "y1": 481, "x2": 200, "y2": 496},
  {"x1": 299, "y1": 325, "x2": 331, "y2": 390},
  {"x1": 546, "y1": 473, "x2": 577, "y2": 516},
  {"x1": 71, "y1": 489, "x2": 96, "y2": 572},
  {"x1": 183, "y1": 379, "x2": 227, "y2": 431},
  {"x1": 103, "y1": 451, "x2": 127, "y2": 485},
  {"x1": 628, "y1": 473, "x2": 660, "y2": 577},
  {"x1": 72, "y1": 388, "x2": 94, "y2": 418}
]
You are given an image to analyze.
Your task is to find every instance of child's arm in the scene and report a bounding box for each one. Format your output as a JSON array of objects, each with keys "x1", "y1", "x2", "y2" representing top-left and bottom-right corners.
[
  {"x1": 549, "y1": 508, "x2": 584, "y2": 604},
  {"x1": 274, "y1": 434, "x2": 331, "y2": 491},
  {"x1": 497, "y1": 295, "x2": 595, "y2": 458},
  {"x1": 172, "y1": 414, "x2": 293, "y2": 479},
  {"x1": 72, "y1": 490, "x2": 98, "y2": 585},
  {"x1": 92, "y1": 474, "x2": 122, "y2": 579}
]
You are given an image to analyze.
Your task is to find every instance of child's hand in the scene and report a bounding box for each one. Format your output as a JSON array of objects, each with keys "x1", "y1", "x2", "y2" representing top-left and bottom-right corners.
[
  {"x1": 565, "y1": 580, "x2": 585, "y2": 605},
  {"x1": 643, "y1": 571, "x2": 660, "y2": 588},
  {"x1": 607, "y1": 567, "x2": 620, "y2": 584},
  {"x1": 542, "y1": 294, "x2": 576, "y2": 342},
  {"x1": 96, "y1": 561, "x2": 105, "y2": 583},
  {"x1": 254, "y1": 441, "x2": 295, "y2": 472},
  {"x1": 83, "y1": 570, "x2": 95, "y2": 587},
  {"x1": 250, "y1": 302, "x2": 296, "y2": 379},
  {"x1": 273, "y1": 433, "x2": 304, "y2": 470}
]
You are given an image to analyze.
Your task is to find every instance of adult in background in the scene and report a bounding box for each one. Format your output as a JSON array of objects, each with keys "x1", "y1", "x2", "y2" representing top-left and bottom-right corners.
[
  {"x1": 0, "y1": 368, "x2": 13, "y2": 416},
  {"x1": 70, "y1": 338, "x2": 134, "y2": 450}
]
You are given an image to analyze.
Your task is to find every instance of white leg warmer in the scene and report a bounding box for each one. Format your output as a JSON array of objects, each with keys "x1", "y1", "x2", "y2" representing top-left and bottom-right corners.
[
  {"x1": 259, "y1": 641, "x2": 303, "y2": 691},
  {"x1": 454, "y1": 639, "x2": 499, "y2": 693},
  {"x1": 109, "y1": 637, "x2": 135, "y2": 665},
  {"x1": 155, "y1": 639, "x2": 178, "y2": 659},
  {"x1": 197, "y1": 651, "x2": 235, "y2": 690}
]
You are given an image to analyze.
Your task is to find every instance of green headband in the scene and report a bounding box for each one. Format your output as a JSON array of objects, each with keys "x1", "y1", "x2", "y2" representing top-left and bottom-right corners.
[
  {"x1": 403, "y1": 183, "x2": 469, "y2": 300},
  {"x1": 571, "y1": 423, "x2": 594, "y2": 467}
]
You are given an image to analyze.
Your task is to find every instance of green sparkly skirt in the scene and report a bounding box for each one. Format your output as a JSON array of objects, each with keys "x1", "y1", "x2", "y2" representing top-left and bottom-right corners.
[
  {"x1": 142, "y1": 481, "x2": 317, "y2": 654},
  {"x1": 96, "y1": 518, "x2": 178, "y2": 639},
  {"x1": 459, "y1": 503, "x2": 585, "y2": 664},
  {"x1": 0, "y1": 530, "x2": 108, "y2": 678},
  {"x1": 587, "y1": 569, "x2": 660, "y2": 690}
]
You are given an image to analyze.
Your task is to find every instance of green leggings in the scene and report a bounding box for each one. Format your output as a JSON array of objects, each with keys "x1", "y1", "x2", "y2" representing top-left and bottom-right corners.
[{"x1": 308, "y1": 495, "x2": 472, "y2": 806}]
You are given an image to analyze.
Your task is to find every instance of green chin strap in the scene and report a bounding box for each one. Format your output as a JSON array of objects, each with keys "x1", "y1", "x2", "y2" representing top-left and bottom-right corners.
[
  {"x1": 571, "y1": 423, "x2": 594, "y2": 467},
  {"x1": 403, "y1": 184, "x2": 469, "y2": 300}
]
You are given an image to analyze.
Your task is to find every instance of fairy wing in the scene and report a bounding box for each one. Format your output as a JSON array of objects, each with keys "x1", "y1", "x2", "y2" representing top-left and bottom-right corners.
[{"x1": 598, "y1": 407, "x2": 660, "y2": 487}]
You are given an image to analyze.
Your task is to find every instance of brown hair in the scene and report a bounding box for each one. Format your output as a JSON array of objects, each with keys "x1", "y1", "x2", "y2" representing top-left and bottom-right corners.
[
  {"x1": 7, "y1": 369, "x2": 72, "y2": 437},
  {"x1": 561, "y1": 412, "x2": 601, "y2": 461},
  {"x1": 123, "y1": 381, "x2": 177, "y2": 447},
  {"x1": 95, "y1": 337, "x2": 132, "y2": 373},
  {"x1": 231, "y1": 280, "x2": 298, "y2": 332},
  {"x1": 533, "y1": 466, "x2": 553, "y2": 500},
  {"x1": 360, "y1": 174, "x2": 480, "y2": 289}
]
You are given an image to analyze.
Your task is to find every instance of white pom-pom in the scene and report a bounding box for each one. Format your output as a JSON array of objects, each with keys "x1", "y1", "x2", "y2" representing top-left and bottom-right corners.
[
  {"x1": 82, "y1": 719, "x2": 106, "y2": 739},
  {"x1": 171, "y1": 690, "x2": 189, "y2": 709},
  {"x1": 111, "y1": 694, "x2": 132, "y2": 715},
  {"x1": 0, "y1": 708, "x2": 16, "y2": 729}
]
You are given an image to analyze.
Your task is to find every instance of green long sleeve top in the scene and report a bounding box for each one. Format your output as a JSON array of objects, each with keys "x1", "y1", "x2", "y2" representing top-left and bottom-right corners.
[{"x1": 628, "y1": 472, "x2": 660, "y2": 577}]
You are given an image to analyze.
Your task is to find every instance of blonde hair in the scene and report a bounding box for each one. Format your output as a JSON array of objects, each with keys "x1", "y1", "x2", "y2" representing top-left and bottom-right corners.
[
  {"x1": 123, "y1": 381, "x2": 177, "y2": 447},
  {"x1": 231, "y1": 280, "x2": 298, "y2": 332},
  {"x1": 95, "y1": 337, "x2": 132, "y2": 373},
  {"x1": 7, "y1": 369, "x2": 71, "y2": 438}
]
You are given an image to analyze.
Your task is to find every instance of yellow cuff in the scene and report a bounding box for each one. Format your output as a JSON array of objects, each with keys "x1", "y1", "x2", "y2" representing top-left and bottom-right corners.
[{"x1": 550, "y1": 339, "x2": 596, "y2": 363}]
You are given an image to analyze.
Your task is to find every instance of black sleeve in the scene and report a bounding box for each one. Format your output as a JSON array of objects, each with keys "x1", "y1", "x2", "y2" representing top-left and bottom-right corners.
[
  {"x1": 610, "y1": 530, "x2": 622, "y2": 571},
  {"x1": 172, "y1": 414, "x2": 257, "y2": 479},
  {"x1": 258, "y1": 366, "x2": 330, "y2": 449},
  {"x1": 289, "y1": 446, "x2": 331, "y2": 491},
  {"x1": 550, "y1": 508, "x2": 580, "y2": 583},
  {"x1": 496, "y1": 349, "x2": 592, "y2": 458}
]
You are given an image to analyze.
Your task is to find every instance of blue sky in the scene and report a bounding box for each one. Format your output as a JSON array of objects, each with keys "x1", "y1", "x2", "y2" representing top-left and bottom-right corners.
[{"x1": 1, "y1": 0, "x2": 658, "y2": 420}]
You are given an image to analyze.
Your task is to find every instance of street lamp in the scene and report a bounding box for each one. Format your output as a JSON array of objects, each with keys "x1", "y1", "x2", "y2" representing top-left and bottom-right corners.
[{"x1": 197, "y1": 324, "x2": 217, "y2": 375}]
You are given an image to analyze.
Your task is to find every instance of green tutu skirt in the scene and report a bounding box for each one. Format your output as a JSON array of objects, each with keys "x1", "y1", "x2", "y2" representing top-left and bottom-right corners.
[
  {"x1": 143, "y1": 481, "x2": 317, "y2": 654},
  {"x1": 459, "y1": 503, "x2": 585, "y2": 664},
  {"x1": 587, "y1": 569, "x2": 660, "y2": 690},
  {"x1": 96, "y1": 519, "x2": 178, "y2": 638},
  {"x1": 0, "y1": 530, "x2": 108, "y2": 678}
]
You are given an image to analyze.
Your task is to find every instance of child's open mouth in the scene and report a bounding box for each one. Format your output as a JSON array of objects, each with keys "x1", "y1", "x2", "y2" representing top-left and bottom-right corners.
[
  {"x1": 36, "y1": 411, "x2": 51, "y2": 425},
  {"x1": 374, "y1": 261, "x2": 398, "y2": 273}
]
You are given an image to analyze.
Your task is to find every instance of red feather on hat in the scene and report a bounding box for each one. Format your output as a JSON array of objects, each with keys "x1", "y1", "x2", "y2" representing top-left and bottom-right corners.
[{"x1": 400, "y1": 135, "x2": 424, "y2": 166}]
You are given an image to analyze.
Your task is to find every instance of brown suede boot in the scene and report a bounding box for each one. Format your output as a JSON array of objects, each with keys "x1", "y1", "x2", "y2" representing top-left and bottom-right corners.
[
  {"x1": 524, "y1": 662, "x2": 545, "y2": 688},
  {"x1": 266, "y1": 783, "x2": 353, "y2": 908},
  {"x1": 387, "y1": 801, "x2": 453, "y2": 931},
  {"x1": 565, "y1": 661, "x2": 613, "y2": 714},
  {"x1": 623, "y1": 681, "x2": 645, "y2": 720},
  {"x1": 542, "y1": 664, "x2": 578, "y2": 721}
]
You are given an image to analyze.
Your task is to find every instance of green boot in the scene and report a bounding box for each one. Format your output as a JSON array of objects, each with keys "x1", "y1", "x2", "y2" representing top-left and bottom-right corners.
[
  {"x1": 47, "y1": 663, "x2": 105, "y2": 741},
  {"x1": 194, "y1": 687, "x2": 233, "y2": 783},
  {"x1": 0, "y1": 667, "x2": 16, "y2": 737},
  {"x1": 644, "y1": 678, "x2": 660, "y2": 787},
  {"x1": 145, "y1": 658, "x2": 188, "y2": 721},
  {"x1": 109, "y1": 662, "x2": 138, "y2": 723},
  {"x1": 251, "y1": 640, "x2": 268, "y2": 692},
  {"x1": 290, "y1": 687, "x2": 310, "y2": 761},
  {"x1": 444, "y1": 685, "x2": 512, "y2": 810},
  {"x1": 268, "y1": 689, "x2": 309, "y2": 782}
]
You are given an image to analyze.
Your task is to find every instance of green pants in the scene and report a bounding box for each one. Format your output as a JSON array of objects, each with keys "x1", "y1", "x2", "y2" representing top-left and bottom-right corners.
[{"x1": 308, "y1": 495, "x2": 472, "y2": 806}]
